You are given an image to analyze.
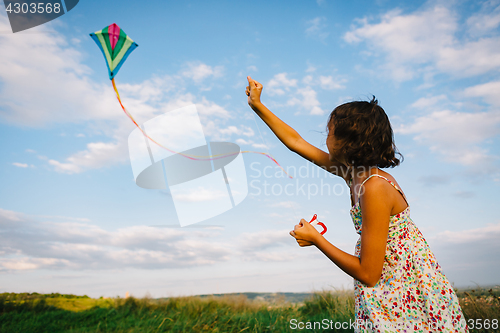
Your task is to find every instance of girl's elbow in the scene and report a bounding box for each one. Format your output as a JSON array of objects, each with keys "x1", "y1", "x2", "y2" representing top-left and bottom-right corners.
[
  {"x1": 360, "y1": 272, "x2": 382, "y2": 288},
  {"x1": 365, "y1": 279, "x2": 379, "y2": 288}
]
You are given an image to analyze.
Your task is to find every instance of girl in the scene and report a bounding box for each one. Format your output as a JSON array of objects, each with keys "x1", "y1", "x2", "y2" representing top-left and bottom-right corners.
[{"x1": 246, "y1": 76, "x2": 467, "y2": 332}]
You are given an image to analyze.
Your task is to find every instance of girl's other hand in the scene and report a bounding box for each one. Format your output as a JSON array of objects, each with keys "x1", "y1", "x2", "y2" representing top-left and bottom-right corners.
[
  {"x1": 246, "y1": 76, "x2": 263, "y2": 110},
  {"x1": 290, "y1": 219, "x2": 321, "y2": 247}
]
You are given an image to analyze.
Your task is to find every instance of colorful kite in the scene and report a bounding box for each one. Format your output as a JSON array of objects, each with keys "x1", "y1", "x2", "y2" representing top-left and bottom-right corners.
[
  {"x1": 90, "y1": 23, "x2": 292, "y2": 178},
  {"x1": 90, "y1": 23, "x2": 138, "y2": 80}
]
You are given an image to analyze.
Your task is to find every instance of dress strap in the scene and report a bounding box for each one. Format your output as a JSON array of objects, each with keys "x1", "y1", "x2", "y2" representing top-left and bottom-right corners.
[{"x1": 357, "y1": 174, "x2": 408, "y2": 206}]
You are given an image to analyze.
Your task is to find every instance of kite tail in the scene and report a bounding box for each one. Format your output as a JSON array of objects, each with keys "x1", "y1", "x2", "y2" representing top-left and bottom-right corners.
[
  {"x1": 111, "y1": 78, "x2": 293, "y2": 178},
  {"x1": 112, "y1": 78, "x2": 182, "y2": 158}
]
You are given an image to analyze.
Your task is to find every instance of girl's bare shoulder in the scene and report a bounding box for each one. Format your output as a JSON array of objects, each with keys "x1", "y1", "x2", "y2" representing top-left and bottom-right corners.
[
  {"x1": 375, "y1": 170, "x2": 405, "y2": 193},
  {"x1": 368, "y1": 169, "x2": 408, "y2": 214}
]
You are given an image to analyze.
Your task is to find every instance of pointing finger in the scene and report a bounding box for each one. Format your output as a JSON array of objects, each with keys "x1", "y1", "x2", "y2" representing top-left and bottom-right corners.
[{"x1": 247, "y1": 76, "x2": 257, "y2": 88}]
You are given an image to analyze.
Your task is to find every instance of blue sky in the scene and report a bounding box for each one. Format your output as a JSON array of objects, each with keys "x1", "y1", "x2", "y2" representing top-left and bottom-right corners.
[{"x1": 0, "y1": 0, "x2": 499, "y2": 298}]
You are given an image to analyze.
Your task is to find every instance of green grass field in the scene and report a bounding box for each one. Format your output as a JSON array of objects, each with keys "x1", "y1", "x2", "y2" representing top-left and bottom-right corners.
[{"x1": 0, "y1": 287, "x2": 498, "y2": 332}]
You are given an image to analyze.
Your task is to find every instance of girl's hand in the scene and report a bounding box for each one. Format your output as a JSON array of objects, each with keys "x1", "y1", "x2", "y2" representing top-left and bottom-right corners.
[
  {"x1": 289, "y1": 219, "x2": 322, "y2": 247},
  {"x1": 246, "y1": 76, "x2": 263, "y2": 110}
]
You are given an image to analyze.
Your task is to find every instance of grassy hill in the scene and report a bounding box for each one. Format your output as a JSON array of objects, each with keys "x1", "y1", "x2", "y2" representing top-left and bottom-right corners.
[
  {"x1": 0, "y1": 287, "x2": 498, "y2": 332},
  {"x1": 162, "y1": 292, "x2": 314, "y2": 304}
]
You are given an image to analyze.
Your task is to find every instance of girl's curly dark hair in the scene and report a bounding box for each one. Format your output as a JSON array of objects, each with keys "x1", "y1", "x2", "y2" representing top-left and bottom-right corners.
[{"x1": 326, "y1": 96, "x2": 403, "y2": 168}]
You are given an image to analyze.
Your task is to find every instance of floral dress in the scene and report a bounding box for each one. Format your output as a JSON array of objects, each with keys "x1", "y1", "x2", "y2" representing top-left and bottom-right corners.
[{"x1": 350, "y1": 174, "x2": 468, "y2": 333}]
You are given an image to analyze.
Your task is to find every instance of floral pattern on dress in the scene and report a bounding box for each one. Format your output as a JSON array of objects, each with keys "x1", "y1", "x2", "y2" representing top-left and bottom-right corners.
[{"x1": 350, "y1": 174, "x2": 468, "y2": 333}]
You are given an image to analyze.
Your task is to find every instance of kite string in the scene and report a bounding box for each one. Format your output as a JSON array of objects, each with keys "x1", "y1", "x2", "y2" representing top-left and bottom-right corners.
[{"x1": 112, "y1": 79, "x2": 293, "y2": 178}]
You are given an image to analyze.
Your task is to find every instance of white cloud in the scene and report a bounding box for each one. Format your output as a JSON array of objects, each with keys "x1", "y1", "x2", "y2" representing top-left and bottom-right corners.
[
  {"x1": 411, "y1": 94, "x2": 448, "y2": 109},
  {"x1": 287, "y1": 86, "x2": 324, "y2": 115},
  {"x1": 0, "y1": 258, "x2": 71, "y2": 271},
  {"x1": 181, "y1": 62, "x2": 224, "y2": 83},
  {"x1": 217, "y1": 125, "x2": 255, "y2": 139},
  {"x1": 45, "y1": 91, "x2": 234, "y2": 174},
  {"x1": 238, "y1": 229, "x2": 291, "y2": 251},
  {"x1": 48, "y1": 141, "x2": 127, "y2": 174},
  {"x1": 436, "y1": 37, "x2": 500, "y2": 77},
  {"x1": 235, "y1": 138, "x2": 251, "y2": 145},
  {"x1": 235, "y1": 140, "x2": 269, "y2": 150},
  {"x1": 306, "y1": 64, "x2": 316, "y2": 73},
  {"x1": 12, "y1": 162, "x2": 28, "y2": 168},
  {"x1": 269, "y1": 201, "x2": 300, "y2": 209},
  {"x1": 344, "y1": 5, "x2": 500, "y2": 80},
  {"x1": 0, "y1": 208, "x2": 23, "y2": 221},
  {"x1": 0, "y1": 209, "x2": 304, "y2": 271},
  {"x1": 399, "y1": 80, "x2": 500, "y2": 170},
  {"x1": 453, "y1": 191, "x2": 474, "y2": 199},
  {"x1": 0, "y1": 210, "x2": 231, "y2": 271},
  {"x1": 434, "y1": 223, "x2": 500, "y2": 244},
  {"x1": 197, "y1": 98, "x2": 231, "y2": 119},
  {"x1": 466, "y1": 1, "x2": 500, "y2": 37},
  {"x1": 251, "y1": 143, "x2": 269, "y2": 149},
  {"x1": 319, "y1": 75, "x2": 345, "y2": 90},
  {"x1": 38, "y1": 215, "x2": 91, "y2": 223},
  {"x1": 396, "y1": 109, "x2": 500, "y2": 166},
  {"x1": 235, "y1": 229, "x2": 310, "y2": 262},
  {"x1": 117, "y1": 77, "x2": 175, "y2": 105},
  {"x1": 172, "y1": 187, "x2": 228, "y2": 203},
  {"x1": 428, "y1": 222, "x2": 500, "y2": 285},
  {"x1": 241, "y1": 126, "x2": 255, "y2": 137},
  {"x1": 266, "y1": 71, "x2": 343, "y2": 115},
  {"x1": 250, "y1": 251, "x2": 298, "y2": 262},
  {"x1": 305, "y1": 17, "x2": 329, "y2": 42},
  {"x1": 302, "y1": 75, "x2": 313, "y2": 85},
  {"x1": 463, "y1": 80, "x2": 500, "y2": 107},
  {"x1": 418, "y1": 174, "x2": 451, "y2": 187},
  {"x1": 267, "y1": 73, "x2": 297, "y2": 96},
  {"x1": 0, "y1": 14, "x2": 119, "y2": 126},
  {"x1": 45, "y1": 88, "x2": 184, "y2": 174},
  {"x1": 219, "y1": 125, "x2": 239, "y2": 136}
]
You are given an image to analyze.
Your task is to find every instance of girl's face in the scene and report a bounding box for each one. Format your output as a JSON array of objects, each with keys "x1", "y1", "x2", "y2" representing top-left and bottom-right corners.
[{"x1": 326, "y1": 123, "x2": 347, "y2": 166}]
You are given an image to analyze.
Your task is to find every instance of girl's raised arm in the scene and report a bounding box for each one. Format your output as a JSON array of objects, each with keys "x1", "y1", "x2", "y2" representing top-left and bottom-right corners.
[{"x1": 246, "y1": 76, "x2": 349, "y2": 181}]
